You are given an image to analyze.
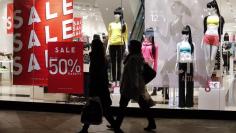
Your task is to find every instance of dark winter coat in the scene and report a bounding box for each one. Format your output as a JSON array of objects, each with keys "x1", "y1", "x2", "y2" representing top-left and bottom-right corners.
[
  {"x1": 89, "y1": 52, "x2": 111, "y2": 106},
  {"x1": 120, "y1": 54, "x2": 145, "y2": 100}
]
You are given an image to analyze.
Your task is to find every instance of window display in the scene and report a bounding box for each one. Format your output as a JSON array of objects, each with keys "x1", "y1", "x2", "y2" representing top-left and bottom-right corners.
[{"x1": 1, "y1": 0, "x2": 236, "y2": 113}]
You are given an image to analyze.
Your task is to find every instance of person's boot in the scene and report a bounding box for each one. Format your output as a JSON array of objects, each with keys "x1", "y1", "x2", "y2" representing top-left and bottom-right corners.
[
  {"x1": 151, "y1": 87, "x2": 157, "y2": 96},
  {"x1": 144, "y1": 119, "x2": 156, "y2": 131},
  {"x1": 78, "y1": 124, "x2": 89, "y2": 133}
]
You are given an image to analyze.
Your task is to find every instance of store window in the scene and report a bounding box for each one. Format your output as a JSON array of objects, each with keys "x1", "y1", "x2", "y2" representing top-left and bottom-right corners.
[
  {"x1": 1, "y1": 0, "x2": 236, "y2": 112},
  {"x1": 0, "y1": 0, "x2": 139, "y2": 105}
]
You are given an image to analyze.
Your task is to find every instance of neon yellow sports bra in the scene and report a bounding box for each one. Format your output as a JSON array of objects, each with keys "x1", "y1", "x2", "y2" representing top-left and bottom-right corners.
[{"x1": 207, "y1": 16, "x2": 219, "y2": 25}]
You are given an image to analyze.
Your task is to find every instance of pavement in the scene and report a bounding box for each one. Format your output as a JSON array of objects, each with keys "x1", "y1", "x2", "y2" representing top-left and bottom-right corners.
[{"x1": 0, "y1": 110, "x2": 236, "y2": 133}]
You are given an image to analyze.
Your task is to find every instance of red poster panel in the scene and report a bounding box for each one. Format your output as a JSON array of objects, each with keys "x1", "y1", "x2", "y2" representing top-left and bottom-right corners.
[
  {"x1": 7, "y1": 3, "x2": 14, "y2": 34},
  {"x1": 13, "y1": 0, "x2": 74, "y2": 86},
  {"x1": 48, "y1": 42, "x2": 83, "y2": 94},
  {"x1": 73, "y1": 17, "x2": 82, "y2": 39}
]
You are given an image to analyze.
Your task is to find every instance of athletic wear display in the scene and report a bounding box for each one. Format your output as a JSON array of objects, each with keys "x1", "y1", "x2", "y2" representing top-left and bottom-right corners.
[
  {"x1": 203, "y1": 34, "x2": 220, "y2": 46},
  {"x1": 206, "y1": 16, "x2": 219, "y2": 26},
  {"x1": 178, "y1": 63, "x2": 194, "y2": 107},
  {"x1": 203, "y1": 15, "x2": 225, "y2": 38},
  {"x1": 177, "y1": 41, "x2": 193, "y2": 63}
]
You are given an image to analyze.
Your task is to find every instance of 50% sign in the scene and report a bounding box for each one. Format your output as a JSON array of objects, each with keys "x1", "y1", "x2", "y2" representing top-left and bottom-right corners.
[{"x1": 49, "y1": 58, "x2": 81, "y2": 75}]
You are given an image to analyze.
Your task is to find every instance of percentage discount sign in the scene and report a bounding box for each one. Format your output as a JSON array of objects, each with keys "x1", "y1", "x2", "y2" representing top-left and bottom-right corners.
[
  {"x1": 68, "y1": 59, "x2": 80, "y2": 73},
  {"x1": 48, "y1": 42, "x2": 83, "y2": 94}
]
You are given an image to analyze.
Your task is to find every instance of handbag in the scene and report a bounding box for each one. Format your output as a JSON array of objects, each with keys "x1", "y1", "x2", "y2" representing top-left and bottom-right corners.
[
  {"x1": 81, "y1": 97, "x2": 103, "y2": 125},
  {"x1": 142, "y1": 62, "x2": 156, "y2": 84},
  {"x1": 143, "y1": 88, "x2": 156, "y2": 107}
]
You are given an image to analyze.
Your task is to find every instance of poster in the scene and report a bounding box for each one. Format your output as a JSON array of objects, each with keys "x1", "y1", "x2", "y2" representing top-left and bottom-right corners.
[
  {"x1": 73, "y1": 17, "x2": 82, "y2": 39},
  {"x1": 48, "y1": 42, "x2": 83, "y2": 94},
  {"x1": 13, "y1": 0, "x2": 74, "y2": 85},
  {"x1": 7, "y1": 3, "x2": 14, "y2": 34},
  {"x1": 145, "y1": 0, "x2": 212, "y2": 87}
]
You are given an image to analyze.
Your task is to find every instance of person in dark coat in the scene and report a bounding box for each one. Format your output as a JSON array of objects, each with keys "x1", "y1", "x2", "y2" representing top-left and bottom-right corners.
[
  {"x1": 114, "y1": 40, "x2": 156, "y2": 131},
  {"x1": 79, "y1": 35, "x2": 117, "y2": 133}
]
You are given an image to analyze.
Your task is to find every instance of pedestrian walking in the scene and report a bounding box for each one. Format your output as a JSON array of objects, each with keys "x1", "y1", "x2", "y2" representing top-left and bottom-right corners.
[
  {"x1": 114, "y1": 40, "x2": 156, "y2": 132},
  {"x1": 79, "y1": 35, "x2": 117, "y2": 133}
]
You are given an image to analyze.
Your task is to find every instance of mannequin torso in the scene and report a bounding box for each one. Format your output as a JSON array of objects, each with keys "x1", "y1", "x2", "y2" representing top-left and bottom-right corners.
[
  {"x1": 205, "y1": 15, "x2": 219, "y2": 35},
  {"x1": 177, "y1": 40, "x2": 193, "y2": 63}
]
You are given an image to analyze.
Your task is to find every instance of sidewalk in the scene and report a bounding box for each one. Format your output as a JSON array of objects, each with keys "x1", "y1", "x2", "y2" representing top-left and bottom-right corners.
[{"x1": 0, "y1": 110, "x2": 236, "y2": 133}]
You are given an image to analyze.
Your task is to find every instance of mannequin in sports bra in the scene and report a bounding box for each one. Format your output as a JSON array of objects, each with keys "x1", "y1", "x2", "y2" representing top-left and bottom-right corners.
[
  {"x1": 175, "y1": 25, "x2": 195, "y2": 107},
  {"x1": 202, "y1": 0, "x2": 224, "y2": 80}
]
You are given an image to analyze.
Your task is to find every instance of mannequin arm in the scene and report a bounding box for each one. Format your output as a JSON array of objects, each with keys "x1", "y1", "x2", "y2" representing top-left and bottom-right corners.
[
  {"x1": 124, "y1": 24, "x2": 129, "y2": 53},
  {"x1": 106, "y1": 23, "x2": 112, "y2": 55},
  {"x1": 175, "y1": 43, "x2": 180, "y2": 74}
]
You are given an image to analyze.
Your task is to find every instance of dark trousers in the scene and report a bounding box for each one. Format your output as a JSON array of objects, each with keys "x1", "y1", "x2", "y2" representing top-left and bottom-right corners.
[
  {"x1": 82, "y1": 104, "x2": 115, "y2": 131},
  {"x1": 116, "y1": 95, "x2": 156, "y2": 128},
  {"x1": 178, "y1": 63, "x2": 194, "y2": 107},
  {"x1": 109, "y1": 45, "x2": 124, "y2": 82}
]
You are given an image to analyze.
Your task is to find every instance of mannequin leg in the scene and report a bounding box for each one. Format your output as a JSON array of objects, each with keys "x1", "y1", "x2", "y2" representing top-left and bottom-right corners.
[
  {"x1": 109, "y1": 45, "x2": 117, "y2": 82},
  {"x1": 209, "y1": 46, "x2": 218, "y2": 77},
  {"x1": 116, "y1": 45, "x2": 124, "y2": 83},
  {"x1": 186, "y1": 63, "x2": 194, "y2": 107},
  {"x1": 178, "y1": 63, "x2": 186, "y2": 107},
  {"x1": 204, "y1": 44, "x2": 211, "y2": 77}
]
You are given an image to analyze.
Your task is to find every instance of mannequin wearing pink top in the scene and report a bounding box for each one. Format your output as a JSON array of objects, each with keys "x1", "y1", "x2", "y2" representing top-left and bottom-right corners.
[
  {"x1": 141, "y1": 40, "x2": 158, "y2": 71},
  {"x1": 141, "y1": 27, "x2": 159, "y2": 96}
]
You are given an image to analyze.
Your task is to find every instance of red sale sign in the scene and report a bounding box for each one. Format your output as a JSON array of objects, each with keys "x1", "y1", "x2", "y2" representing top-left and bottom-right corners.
[
  {"x1": 13, "y1": 0, "x2": 74, "y2": 85},
  {"x1": 48, "y1": 42, "x2": 83, "y2": 94},
  {"x1": 73, "y1": 17, "x2": 82, "y2": 39},
  {"x1": 7, "y1": 3, "x2": 13, "y2": 34}
]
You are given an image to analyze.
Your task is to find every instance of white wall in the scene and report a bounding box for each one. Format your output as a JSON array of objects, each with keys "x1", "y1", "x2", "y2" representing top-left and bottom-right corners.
[{"x1": 0, "y1": 0, "x2": 13, "y2": 54}]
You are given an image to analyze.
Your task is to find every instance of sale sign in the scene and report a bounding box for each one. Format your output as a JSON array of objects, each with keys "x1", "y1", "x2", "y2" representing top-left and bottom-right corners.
[
  {"x1": 48, "y1": 42, "x2": 83, "y2": 94},
  {"x1": 7, "y1": 3, "x2": 13, "y2": 34},
  {"x1": 73, "y1": 17, "x2": 82, "y2": 39},
  {"x1": 13, "y1": 0, "x2": 74, "y2": 85}
]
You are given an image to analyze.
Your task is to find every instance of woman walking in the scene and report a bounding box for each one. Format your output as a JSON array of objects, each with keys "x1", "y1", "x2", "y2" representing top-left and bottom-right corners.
[
  {"x1": 115, "y1": 40, "x2": 156, "y2": 132},
  {"x1": 79, "y1": 35, "x2": 116, "y2": 133}
]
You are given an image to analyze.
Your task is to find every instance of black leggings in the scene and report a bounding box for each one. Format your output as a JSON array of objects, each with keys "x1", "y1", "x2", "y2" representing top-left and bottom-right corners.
[
  {"x1": 116, "y1": 95, "x2": 155, "y2": 128},
  {"x1": 109, "y1": 45, "x2": 124, "y2": 82},
  {"x1": 178, "y1": 63, "x2": 194, "y2": 107}
]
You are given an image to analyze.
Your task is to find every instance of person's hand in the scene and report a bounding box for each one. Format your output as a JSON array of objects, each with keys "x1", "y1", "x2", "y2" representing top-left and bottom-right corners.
[
  {"x1": 106, "y1": 48, "x2": 109, "y2": 55},
  {"x1": 125, "y1": 48, "x2": 129, "y2": 55}
]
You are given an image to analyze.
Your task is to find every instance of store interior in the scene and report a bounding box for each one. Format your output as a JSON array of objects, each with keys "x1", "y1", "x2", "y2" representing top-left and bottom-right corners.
[{"x1": 1, "y1": 0, "x2": 236, "y2": 111}]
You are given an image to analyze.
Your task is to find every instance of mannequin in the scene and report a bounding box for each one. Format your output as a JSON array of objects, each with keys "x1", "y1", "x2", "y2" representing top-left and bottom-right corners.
[
  {"x1": 222, "y1": 33, "x2": 231, "y2": 74},
  {"x1": 142, "y1": 27, "x2": 157, "y2": 72},
  {"x1": 202, "y1": 0, "x2": 224, "y2": 80},
  {"x1": 141, "y1": 27, "x2": 159, "y2": 96},
  {"x1": 176, "y1": 25, "x2": 195, "y2": 108},
  {"x1": 106, "y1": 7, "x2": 128, "y2": 88}
]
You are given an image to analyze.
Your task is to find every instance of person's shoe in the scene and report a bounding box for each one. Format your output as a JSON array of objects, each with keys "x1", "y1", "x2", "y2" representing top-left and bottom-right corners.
[
  {"x1": 106, "y1": 124, "x2": 114, "y2": 130},
  {"x1": 78, "y1": 129, "x2": 88, "y2": 133},
  {"x1": 144, "y1": 124, "x2": 156, "y2": 131},
  {"x1": 114, "y1": 128, "x2": 124, "y2": 133}
]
